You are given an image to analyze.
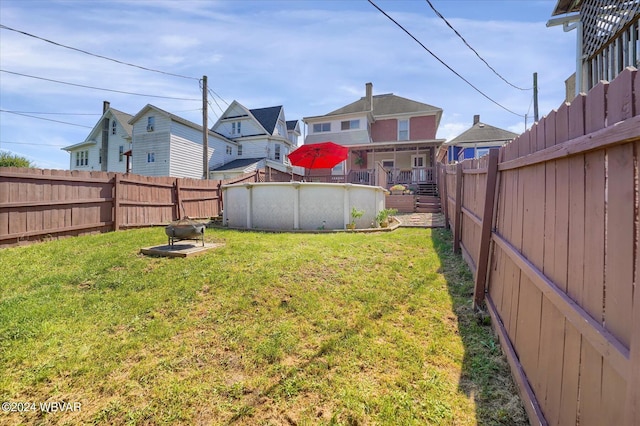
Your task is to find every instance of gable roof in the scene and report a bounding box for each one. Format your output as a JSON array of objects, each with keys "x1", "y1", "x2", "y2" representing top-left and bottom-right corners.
[
  {"x1": 62, "y1": 106, "x2": 133, "y2": 151},
  {"x1": 249, "y1": 106, "x2": 283, "y2": 134},
  {"x1": 110, "y1": 108, "x2": 133, "y2": 136},
  {"x1": 286, "y1": 120, "x2": 299, "y2": 131},
  {"x1": 328, "y1": 93, "x2": 442, "y2": 118},
  {"x1": 446, "y1": 121, "x2": 518, "y2": 145},
  {"x1": 129, "y1": 104, "x2": 235, "y2": 144}
]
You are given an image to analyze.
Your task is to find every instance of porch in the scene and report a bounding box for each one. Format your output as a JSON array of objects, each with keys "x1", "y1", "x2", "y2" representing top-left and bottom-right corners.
[{"x1": 305, "y1": 165, "x2": 436, "y2": 188}]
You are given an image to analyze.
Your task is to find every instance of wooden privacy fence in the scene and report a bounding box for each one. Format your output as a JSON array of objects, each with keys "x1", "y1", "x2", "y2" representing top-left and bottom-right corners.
[
  {"x1": 0, "y1": 168, "x2": 265, "y2": 247},
  {"x1": 439, "y1": 67, "x2": 640, "y2": 426}
]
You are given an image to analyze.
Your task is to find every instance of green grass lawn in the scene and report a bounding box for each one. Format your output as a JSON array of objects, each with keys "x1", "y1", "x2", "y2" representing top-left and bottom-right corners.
[{"x1": 0, "y1": 227, "x2": 526, "y2": 425}]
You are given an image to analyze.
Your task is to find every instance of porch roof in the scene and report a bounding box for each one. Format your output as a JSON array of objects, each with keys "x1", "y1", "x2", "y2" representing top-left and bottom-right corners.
[{"x1": 345, "y1": 139, "x2": 445, "y2": 150}]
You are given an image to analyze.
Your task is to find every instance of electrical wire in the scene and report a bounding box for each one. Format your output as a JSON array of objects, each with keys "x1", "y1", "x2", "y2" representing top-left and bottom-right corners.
[
  {"x1": 0, "y1": 24, "x2": 199, "y2": 81},
  {"x1": 0, "y1": 69, "x2": 201, "y2": 101},
  {"x1": 425, "y1": 0, "x2": 532, "y2": 91},
  {"x1": 0, "y1": 140, "x2": 68, "y2": 147},
  {"x1": 0, "y1": 111, "x2": 101, "y2": 115},
  {"x1": 0, "y1": 109, "x2": 93, "y2": 128},
  {"x1": 367, "y1": 0, "x2": 525, "y2": 118}
]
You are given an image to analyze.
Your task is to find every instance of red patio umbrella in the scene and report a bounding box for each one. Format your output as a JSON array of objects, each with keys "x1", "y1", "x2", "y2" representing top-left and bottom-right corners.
[{"x1": 288, "y1": 142, "x2": 349, "y2": 169}]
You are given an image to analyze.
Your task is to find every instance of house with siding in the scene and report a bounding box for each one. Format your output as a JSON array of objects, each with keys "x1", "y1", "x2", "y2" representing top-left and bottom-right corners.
[
  {"x1": 301, "y1": 83, "x2": 445, "y2": 191},
  {"x1": 62, "y1": 101, "x2": 133, "y2": 173},
  {"x1": 127, "y1": 104, "x2": 236, "y2": 179},
  {"x1": 208, "y1": 101, "x2": 302, "y2": 180},
  {"x1": 443, "y1": 115, "x2": 517, "y2": 163}
]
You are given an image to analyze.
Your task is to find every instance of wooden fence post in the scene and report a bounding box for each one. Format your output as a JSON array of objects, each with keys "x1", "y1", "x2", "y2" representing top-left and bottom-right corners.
[
  {"x1": 217, "y1": 181, "x2": 223, "y2": 214},
  {"x1": 453, "y1": 163, "x2": 463, "y2": 253},
  {"x1": 174, "y1": 178, "x2": 182, "y2": 219},
  {"x1": 473, "y1": 149, "x2": 499, "y2": 308},
  {"x1": 113, "y1": 174, "x2": 120, "y2": 231},
  {"x1": 440, "y1": 164, "x2": 449, "y2": 229}
]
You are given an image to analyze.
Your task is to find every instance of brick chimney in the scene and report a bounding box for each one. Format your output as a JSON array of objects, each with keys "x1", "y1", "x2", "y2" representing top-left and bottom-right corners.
[
  {"x1": 103, "y1": 101, "x2": 110, "y2": 114},
  {"x1": 473, "y1": 114, "x2": 480, "y2": 125},
  {"x1": 365, "y1": 82, "x2": 373, "y2": 111}
]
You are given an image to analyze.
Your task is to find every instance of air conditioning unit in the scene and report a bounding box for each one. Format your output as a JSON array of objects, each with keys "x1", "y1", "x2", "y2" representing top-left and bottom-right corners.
[{"x1": 147, "y1": 125, "x2": 154, "y2": 132}]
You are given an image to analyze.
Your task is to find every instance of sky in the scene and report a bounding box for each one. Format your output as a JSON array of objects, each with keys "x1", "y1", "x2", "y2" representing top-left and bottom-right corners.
[{"x1": 0, "y1": 0, "x2": 577, "y2": 170}]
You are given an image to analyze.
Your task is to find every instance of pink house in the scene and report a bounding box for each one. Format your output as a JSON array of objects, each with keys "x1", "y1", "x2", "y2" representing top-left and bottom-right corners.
[{"x1": 302, "y1": 83, "x2": 444, "y2": 193}]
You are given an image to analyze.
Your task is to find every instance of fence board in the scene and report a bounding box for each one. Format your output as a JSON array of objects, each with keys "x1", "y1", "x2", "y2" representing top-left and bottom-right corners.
[
  {"x1": 583, "y1": 151, "x2": 606, "y2": 323},
  {"x1": 558, "y1": 323, "x2": 581, "y2": 425},
  {"x1": 605, "y1": 143, "x2": 635, "y2": 348},
  {"x1": 567, "y1": 155, "x2": 585, "y2": 305},
  {"x1": 579, "y1": 341, "x2": 604, "y2": 426},
  {"x1": 536, "y1": 300, "x2": 565, "y2": 425},
  {"x1": 514, "y1": 276, "x2": 542, "y2": 396},
  {"x1": 607, "y1": 67, "x2": 635, "y2": 124}
]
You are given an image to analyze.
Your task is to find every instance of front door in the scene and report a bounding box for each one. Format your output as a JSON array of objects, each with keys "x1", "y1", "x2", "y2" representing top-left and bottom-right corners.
[{"x1": 411, "y1": 154, "x2": 426, "y2": 182}]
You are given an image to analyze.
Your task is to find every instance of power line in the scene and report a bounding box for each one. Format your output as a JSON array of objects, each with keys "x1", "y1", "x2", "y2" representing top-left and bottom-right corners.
[
  {"x1": 367, "y1": 0, "x2": 525, "y2": 118},
  {"x1": 0, "y1": 24, "x2": 199, "y2": 81},
  {"x1": 0, "y1": 140, "x2": 68, "y2": 147},
  {"x1": 0, "y1": 69, "x2": 201, "y2": 101},
  {"x1": 0, "y1": 109, "x2": 93, "y2": 128},
  {"x1": 425, "y1": 0, "x2": 532, "y2": 91},
  {"x1": 0, "y1": 110, "x2": 101, "y2": 115}
]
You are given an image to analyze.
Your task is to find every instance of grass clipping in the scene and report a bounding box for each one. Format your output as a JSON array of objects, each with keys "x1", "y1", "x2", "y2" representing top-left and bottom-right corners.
[{"x1": 0, "y1": 227, "x2": 527, "y2": 425}]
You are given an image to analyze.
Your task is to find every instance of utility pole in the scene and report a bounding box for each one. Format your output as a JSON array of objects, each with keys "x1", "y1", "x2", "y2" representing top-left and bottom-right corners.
[
  {"x1": 533, "y1": 72, "x2": 539, "y2": 123},
  {"x1": 202, "y1": 75, "x2": 209, "y2": 180}
]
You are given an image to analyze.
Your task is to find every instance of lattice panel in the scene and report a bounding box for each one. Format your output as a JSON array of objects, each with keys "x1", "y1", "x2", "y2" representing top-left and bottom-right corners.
[{"x1": 581, "y1": 0, "x2": 640, "y2": 58}]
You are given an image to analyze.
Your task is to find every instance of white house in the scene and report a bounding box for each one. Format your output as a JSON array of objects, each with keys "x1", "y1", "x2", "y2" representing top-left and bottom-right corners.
[
  {"x1": 62, "y1": 101, "x2": 133, "y2": 173},
  {"x1": 209, "y1": 101, "x2": 303, "y2": 180},
  {"x1": 128, "y1": 104, "x2": 236, "y2": 179}
]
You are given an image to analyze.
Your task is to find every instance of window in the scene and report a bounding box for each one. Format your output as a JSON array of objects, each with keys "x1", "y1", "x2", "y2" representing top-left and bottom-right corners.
[
  {"x1": 147, "y1": 116, "x2": 155, "y2": 132},
  {"x1": 341, "y1": 119, "x2": 360, "y2": 130},
  {"x1": 112, "y1": 120, "x2": 117, "y2": 135},
  {"x1": 332, "y1": 161, "x2": 345, "y2": 175},
  {"x1": 232, "y1": 121, "x2": 241, "y2": 135},
  {"x1": 398, "y1": 119, "x2": 409, "y2": 141},
  {"x1": 226, "y1": 146, "x2": 232, "y2": 155},
  {"x1": 119, "y1": 145, "x2": 124, "y2": 162},
  {"x1": 313, "y1": 122, "x2": 330, "y2": 133},
  {"x1": 99, "y1": 151, "x2": 102, "y2": 164},
  {"x1": 77, "y1": 150, "x2": 88, "y2": 166},
  {"x1": 475, "y1": 148, "x2": 490, "y2": 159},
  {"x1": 274, "y1": 144, "x2": 281, "y2": 160},
  {"x1": 147, "y1": 152, "x2": 155, "y2": 163},
  {"x1": 238, "y1": 144, "x2": 243, "y2": 156}
]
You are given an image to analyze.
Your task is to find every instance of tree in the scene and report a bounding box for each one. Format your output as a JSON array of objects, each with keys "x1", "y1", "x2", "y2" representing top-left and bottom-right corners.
[{"x1": 0, "y1": 151, "x2": 34, "y2": 168}]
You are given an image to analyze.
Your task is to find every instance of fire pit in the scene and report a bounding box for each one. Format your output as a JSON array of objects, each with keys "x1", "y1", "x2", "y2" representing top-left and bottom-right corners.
[{"x1": 165, "y1": 217, "x2": 205, "y2": 247}]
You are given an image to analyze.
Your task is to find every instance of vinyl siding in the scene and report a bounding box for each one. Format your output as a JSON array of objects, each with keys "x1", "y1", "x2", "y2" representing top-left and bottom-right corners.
[
  {"x1": 304, "y1": 115, "x2": 370, "y2": 146},
  {"x1": 169, "y1": 136, "x2": 209, "y2": 179},
  {"x1": 131, "y1": 130, "x2": 171, "y2": 177},
  {"x1": 68, "y1": 144, "x2": 99, "y2": 171}
]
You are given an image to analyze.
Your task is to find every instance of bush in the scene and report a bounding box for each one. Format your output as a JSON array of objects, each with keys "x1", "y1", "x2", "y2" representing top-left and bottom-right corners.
[{"x1": 0, "y1": 151, "x2": 34, "y2": 168}]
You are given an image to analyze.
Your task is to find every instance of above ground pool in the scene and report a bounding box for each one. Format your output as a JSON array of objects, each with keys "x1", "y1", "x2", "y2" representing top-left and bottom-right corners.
[{"x1": 222, "y1": 182, "x2": 387, "y2": 231}]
